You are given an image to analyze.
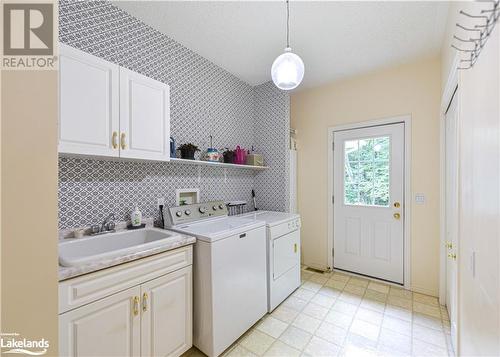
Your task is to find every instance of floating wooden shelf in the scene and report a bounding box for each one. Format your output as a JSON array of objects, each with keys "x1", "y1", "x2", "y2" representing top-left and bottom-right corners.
[{"x1": 169, "y1": 158, "x2": 268, "y2": 170}]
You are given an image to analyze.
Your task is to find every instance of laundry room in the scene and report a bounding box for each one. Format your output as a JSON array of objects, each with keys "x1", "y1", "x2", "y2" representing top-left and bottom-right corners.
[{"x1": 1, "y1": 1, "x2": 499, "y2": 357}]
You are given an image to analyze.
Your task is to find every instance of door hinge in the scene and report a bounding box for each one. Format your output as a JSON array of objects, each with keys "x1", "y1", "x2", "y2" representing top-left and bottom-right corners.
[
  {"x1": 332, "y1": 141, "x2": 335, "y2": 151},
  {"x1": 332, "y1": 195, "x2": 335, "y2": 204},
  {"x1": 332, "y1": 248, "x2": 334, "y2": 256}
]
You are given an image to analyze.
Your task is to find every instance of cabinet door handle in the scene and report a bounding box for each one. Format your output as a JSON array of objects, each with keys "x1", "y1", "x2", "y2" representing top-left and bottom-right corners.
[
  {"x1": 120, "y1": 133, "x2": 127, "y2": 150},
  {"x1": 132, "y1": 296, "x2": 140, "y2": 316},
  {"x1": 294, "y1": 243, "x2": 297, "y2": 253},
  {"x1": 142, "y1": 293, "x2": 148, "y2": 312},
  {"x1": 112, "y1": 131, "x2": 118, "y2": 149}
]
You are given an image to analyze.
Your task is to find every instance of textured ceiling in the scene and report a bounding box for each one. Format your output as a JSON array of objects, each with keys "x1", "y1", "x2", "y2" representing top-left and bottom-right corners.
[{"x1": 113, "y1": 1, "x2": 450, "y2": 89}]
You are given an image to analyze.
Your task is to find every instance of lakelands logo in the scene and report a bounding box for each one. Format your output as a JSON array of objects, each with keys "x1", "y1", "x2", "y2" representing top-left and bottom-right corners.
[
  {"x1": 0, "y1": 333, "x2": 49, "y2": 355},
  {"x1": 2, "y1": 2, "x2": 57, "y2": 69}
]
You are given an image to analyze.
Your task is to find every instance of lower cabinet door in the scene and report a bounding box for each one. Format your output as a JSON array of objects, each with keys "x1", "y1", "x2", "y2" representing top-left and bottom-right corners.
[
  {"x1": 141, "y1": 266, "x2": 193, "y2": 357},
  {"x1": 59, "y1": 286, "x2": 141, "y2": 357}
]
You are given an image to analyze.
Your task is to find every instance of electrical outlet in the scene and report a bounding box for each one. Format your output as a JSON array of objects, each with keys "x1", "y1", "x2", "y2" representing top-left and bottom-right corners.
[{"x1": 157, "y1": 197, "x2": 165, "y2": 207}]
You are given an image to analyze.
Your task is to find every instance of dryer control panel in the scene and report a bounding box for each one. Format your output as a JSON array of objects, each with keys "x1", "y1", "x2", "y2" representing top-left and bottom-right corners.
[{"x1": 165, "y1": 200, "x2": 228, "y2": 226}]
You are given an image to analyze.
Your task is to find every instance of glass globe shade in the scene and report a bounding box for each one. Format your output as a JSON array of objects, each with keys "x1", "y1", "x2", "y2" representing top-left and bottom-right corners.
[{"x1": 271, "y1": 48, "x2": 304, "y2": 90}]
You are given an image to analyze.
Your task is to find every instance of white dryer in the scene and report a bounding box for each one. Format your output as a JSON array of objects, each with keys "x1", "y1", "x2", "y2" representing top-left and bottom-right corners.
[
  {"x1": 239, "y1": 211, "x2": 301, "y2": 312},
  {"x1": 165, "y1": 201, "x2": 267, "y2": 357}
]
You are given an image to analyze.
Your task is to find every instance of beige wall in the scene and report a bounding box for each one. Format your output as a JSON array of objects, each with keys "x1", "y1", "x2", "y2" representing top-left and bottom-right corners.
[
  {"x1": 1, "y1": 70, "x2": 59, "y2": 355},
  {"x1": 291, "y1": 57, "x2": 442, "y2": 296}
]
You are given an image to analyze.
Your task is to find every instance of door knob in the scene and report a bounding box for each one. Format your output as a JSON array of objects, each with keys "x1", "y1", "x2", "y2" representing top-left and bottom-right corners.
[
  {"x1": 445, "y1": 242, "x2": 453, "y2": 249},
  {"x1": 448, "y1": 253, "x2": 457, "y2": 260},
  {"x1": 393, "y1": 213, "x2": 400, "y2": 220},
  {"x1": 393, "y1": 202, "x2": 401, "y2": 208}
]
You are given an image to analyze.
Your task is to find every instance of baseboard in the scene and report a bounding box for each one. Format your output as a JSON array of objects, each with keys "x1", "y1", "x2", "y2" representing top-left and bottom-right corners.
[{"x1": 411, "y1": 285, "x2": 439, "y2": 298}]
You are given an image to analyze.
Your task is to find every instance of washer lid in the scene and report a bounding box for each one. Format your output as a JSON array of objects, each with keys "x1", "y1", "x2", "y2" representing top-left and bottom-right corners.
[
  {"x1": 239, "y1": 211, "x2": 300, "y2": 227},
  {"x1": 171, "y1": 216, "x2": 264, "y2": 242}
]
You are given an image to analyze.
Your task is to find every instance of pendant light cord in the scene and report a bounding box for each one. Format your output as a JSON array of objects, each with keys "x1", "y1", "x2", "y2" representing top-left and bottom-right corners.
[{"x1": 286, "y1": 0, "x2": 290, "y2": 48}]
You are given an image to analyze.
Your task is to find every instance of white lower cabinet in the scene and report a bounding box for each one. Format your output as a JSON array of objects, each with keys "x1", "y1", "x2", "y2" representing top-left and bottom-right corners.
[
  {"x1": 59, "y1": 247, "x2": 193, "y2": 357},
  {"x1": 59, "y1": 286, "x2": 141, "y2": 357},
  {"x1": 141, "y1": 268, "x2": 192, "y2": 357}
]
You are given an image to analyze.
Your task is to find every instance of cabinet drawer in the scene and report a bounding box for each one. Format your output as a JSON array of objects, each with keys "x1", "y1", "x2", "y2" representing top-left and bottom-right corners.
[{"x1": 59, "y1": 245, "x2": 192, "y2": 314}]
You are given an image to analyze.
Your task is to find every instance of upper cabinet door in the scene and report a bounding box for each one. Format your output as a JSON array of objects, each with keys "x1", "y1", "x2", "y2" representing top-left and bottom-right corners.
[
  {"x1": 119, "y1": 68, "x2": 170, "y2": 161},
  {"x1": 59, "y1": 44, "x2": 120, "y2": 157}
]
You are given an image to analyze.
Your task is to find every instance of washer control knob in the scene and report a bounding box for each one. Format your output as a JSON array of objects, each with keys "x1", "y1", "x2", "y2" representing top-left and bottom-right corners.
[
  {"x1": 184, "y1": 209, "x2": 191, "y2": 216},
  {"x1": 175, "y1": 211, "x2": 182, "y2": 217},
  {"x1": 219, "y1": 204, "x2": 225, "y2": 210},
  {"x1": 199, "y1": 207, "x2": 207, "y2": 214},
  {"x1": 213, "y1": 205, "x2": 218, "y2": 211}
]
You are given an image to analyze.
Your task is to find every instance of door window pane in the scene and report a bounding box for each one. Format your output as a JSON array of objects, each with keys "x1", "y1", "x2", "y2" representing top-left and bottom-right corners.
[{"x1": 344, "y1": 136, "x2": 390, "y2": 207}]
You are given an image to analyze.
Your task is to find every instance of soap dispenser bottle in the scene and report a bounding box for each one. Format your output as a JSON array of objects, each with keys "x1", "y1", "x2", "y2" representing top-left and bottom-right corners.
[{"x1": 131, "y1": 206, "x2": 142, "y2": 227}]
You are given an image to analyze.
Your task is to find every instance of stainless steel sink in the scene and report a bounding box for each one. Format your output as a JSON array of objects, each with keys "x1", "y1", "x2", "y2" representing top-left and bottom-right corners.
[{"x1": 59, "y1": 228, "x2": 182, "y2": 267}]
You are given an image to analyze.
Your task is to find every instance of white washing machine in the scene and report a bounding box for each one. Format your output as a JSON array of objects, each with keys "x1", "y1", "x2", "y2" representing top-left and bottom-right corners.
[
  {"x1": 239, "y1": 211, "x2": 301, "y2": 312},
  {"x1": 165, "y1": 201, "x2": 267, "y2": 357}
]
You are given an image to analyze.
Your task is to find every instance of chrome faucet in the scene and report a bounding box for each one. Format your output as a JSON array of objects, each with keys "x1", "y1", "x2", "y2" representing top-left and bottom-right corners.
[{"x1": 90, "y1": 213, "x2": 116, "y2": 235}]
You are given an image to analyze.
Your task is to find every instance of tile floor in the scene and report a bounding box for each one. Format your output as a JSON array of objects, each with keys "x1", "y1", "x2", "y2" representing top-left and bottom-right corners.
[{"x1": 183, "y1": 268, "x2": 453, "y2": 357}]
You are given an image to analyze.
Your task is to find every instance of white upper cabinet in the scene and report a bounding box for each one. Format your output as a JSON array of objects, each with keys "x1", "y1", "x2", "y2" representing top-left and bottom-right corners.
[
  {"x1": 119, "y1": 68, "x2": 170, "y2": 161},
  {"x1": 59, "y1": 44, "x2": 120, "y2": 157},
  {"x1": 59, "y1": 44, "x2": 171, "y2": 161}
]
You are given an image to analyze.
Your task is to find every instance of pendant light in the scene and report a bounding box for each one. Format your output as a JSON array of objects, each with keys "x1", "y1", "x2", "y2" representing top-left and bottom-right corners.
[{"x1": 271, "y1": 0, "x2": 304, "y2": 90}]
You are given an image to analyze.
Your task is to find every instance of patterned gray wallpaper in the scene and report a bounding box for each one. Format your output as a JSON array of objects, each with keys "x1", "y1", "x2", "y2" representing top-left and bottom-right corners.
[
  {"x1": 254, "y1": 82, "x2": 291, "y2": 212},
  {"x1": 58, "y1": 0, "x2": 289, "y2": 229}
]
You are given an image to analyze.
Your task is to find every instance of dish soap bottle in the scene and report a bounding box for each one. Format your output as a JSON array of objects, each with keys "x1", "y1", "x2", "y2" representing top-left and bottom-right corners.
[{"x1": 131, "y1": 206, "x2": 142, "y2": 227}]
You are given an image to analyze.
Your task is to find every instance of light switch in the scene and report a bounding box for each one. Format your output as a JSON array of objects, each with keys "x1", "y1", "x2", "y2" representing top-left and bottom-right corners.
[{"x1": 415, "y1": 193, "x2": 425, "y2": 204}]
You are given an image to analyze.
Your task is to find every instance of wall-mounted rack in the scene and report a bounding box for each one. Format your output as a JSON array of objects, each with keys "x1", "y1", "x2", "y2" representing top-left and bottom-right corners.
[{"x1": 452, "y1": 0, "x2": 499, "y2": 70}]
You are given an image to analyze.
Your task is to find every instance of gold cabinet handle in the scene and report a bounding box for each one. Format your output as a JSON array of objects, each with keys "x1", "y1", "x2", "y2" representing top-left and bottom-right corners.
[
  {"x1": 294, "y1": 243, "x2": 297, "y2": 253},
  {"x1": 448, "y1": 253, "x2": 457, "y2": 260},
  {"x1": 393, "y1": 213, "x2": 401, "y2": 220},
  {"x1": 393, "y1": 202, "x2": 401, "y2": 208},
  {"x1": 133, "y1": 296, "x2": 140, "y2": 316},
  {"x1": 142, "y1": 293, "x2": 148, "y2": 312},
  {"x1": 120, "y1": 132, "x2": 127, "y2": 150},
  {"x1": 112, "y1": 131, "x2": 118, "y2": 149},
  {"x1": 445, "y1": 242, "x2": 453, "y2": 249}
]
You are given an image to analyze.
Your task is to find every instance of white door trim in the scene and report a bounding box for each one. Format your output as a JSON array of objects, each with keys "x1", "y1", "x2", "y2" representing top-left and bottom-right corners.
[
  {"x1": 439, "y1": 53, "x2": 460, "y2": 305},
  {"x1": 327, "y1": 115, "x2": 412, "y2": 289}
]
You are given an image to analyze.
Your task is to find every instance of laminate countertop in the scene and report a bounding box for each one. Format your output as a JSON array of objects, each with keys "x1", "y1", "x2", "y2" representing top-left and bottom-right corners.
[{"x1": 58, "y1": 232, "x2": 196, "y2": 281}]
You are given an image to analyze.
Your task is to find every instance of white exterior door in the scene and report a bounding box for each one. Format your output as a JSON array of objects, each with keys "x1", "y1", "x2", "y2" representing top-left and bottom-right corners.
[
  {"x1": 333, "y1": 123, "x2": 404, "y2": 284},
  {"x1": 59, "y1": 286, "x2": 140, "y2": 357},
  {"x1": 59, "y1": 44, "x2": 120, "y2": 157},
  {"x1": 119, "y1": 67, "x2": 170, "y2": 161},
  {"x1": 140, "y1": 266, "x2": 192, "y2": 357},
  {"x1": 445, "y1": 92, "x2": 458, "y2": 352}
]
